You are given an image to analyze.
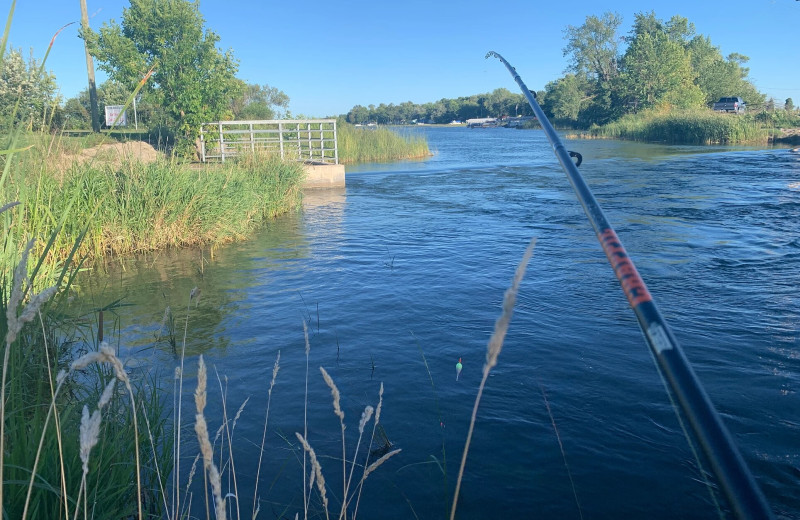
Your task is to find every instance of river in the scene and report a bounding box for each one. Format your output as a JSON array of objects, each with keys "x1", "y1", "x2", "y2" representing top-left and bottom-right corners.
[{"x1": 83, "y1": 127, "x2": 800, "y2": 519}]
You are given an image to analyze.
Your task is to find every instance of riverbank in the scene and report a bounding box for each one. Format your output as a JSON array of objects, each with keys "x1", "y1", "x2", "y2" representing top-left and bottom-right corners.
[
  {"x1": 573, "y1": 108, "x2": 800, "y2": 146},
  {"x1": 3, "y1": 134, "x2": 306, "y2": 270},
  {"x1": 585, "y1": 109, "x2": 769, "y2": 144}
]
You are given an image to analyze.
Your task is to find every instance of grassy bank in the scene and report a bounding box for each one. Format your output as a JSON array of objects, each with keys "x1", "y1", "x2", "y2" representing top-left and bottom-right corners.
[
  {"x1": 338, "y1": 123, "x2": 430, "y2": 164},
  {"x1": 588, "y1": 109, "x2": 770, "y2": 144},
  {"x1": 3, "y1": 134, "x2": 305, "y2": 269}
]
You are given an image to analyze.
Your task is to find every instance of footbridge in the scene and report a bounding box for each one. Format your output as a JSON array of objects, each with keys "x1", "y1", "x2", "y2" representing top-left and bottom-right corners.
[{"x1": 199, "y1": 119, "x2": 344, "y2": 188}]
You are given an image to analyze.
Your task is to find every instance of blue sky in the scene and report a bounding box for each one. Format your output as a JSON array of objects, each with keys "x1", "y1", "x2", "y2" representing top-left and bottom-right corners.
[{"x1": 5, "y1": 0, "x2": 799, "y2": 117}]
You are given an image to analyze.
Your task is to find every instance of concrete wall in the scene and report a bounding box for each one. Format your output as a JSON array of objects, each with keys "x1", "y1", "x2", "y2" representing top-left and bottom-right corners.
[{"x1": 302, "y1": 163, "x2": 345, "y2": 189}]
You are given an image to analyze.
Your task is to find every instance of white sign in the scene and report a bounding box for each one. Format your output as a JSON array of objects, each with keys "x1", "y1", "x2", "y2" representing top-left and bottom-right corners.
[{"x1": 104, "y1": 105, "x2": 127, "y2": 127}]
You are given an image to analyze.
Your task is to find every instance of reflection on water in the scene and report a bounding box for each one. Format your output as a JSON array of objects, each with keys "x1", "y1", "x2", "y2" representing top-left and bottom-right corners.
[{"x1": 80, "y1": 128, "x2": 800, "y2": 519}]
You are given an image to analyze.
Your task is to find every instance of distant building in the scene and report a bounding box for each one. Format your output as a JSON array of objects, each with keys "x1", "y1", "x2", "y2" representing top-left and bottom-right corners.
[{"x1": 466, "y1": 118, "x2": 497, "y2": 128}]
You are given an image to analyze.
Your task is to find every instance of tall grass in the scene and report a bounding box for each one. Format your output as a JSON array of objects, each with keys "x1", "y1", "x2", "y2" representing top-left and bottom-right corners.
[
  {"x1": 591, "y1": 108, "x2": 769, "y2": 144},
  {"x1": 0, "y1": 236, "x2": 172, "y2": 519},
  {"x1": 338, "y1": 123, "x2": 430, "y2": 164},
  {"x1": 1, "y1": 11, "x2": 172, "y2": 519},
  {"x1": 3, "y1": 139, "x2": 305, "y2": 267}
]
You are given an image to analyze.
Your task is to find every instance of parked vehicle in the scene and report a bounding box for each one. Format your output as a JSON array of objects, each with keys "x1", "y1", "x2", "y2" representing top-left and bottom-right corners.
[{"x1": 713, "y1": 97, "x2": 746, "y2": 113}]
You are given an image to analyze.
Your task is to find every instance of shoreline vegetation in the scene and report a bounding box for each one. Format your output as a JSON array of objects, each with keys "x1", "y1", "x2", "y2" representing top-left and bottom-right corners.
[
  {"x1": 4, "y1": 134, "x2": 305, "y2": 269},
  {"x1": 337, "y1": 122, "x2": 430, "y2": 164},
  {"x1": 3, "y1": 123, "x2": 430, "y2": 272},
  {"x1": 577, "y1": 108, "x2": 799, "y2": 145}
]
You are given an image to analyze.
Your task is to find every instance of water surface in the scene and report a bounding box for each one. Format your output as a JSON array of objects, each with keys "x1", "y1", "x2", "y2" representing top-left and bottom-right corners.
[{"x1": 86, "y1": 127, "x2": 800, "y2": 519}]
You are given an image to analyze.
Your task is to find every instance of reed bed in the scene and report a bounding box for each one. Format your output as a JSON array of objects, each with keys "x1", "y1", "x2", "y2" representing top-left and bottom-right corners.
[
  {"x1": 0, "y1": 251, "x2": 171, "y2": 519},
  {"x1": 590, "y1": 109, "x2": 770, "y2": 145},
  {"x1": 2, "y1": 135, "x2": 305, "y2": 269},
  {"x1": 337, "y1": 123, "x2": 430, "y2": 164}
]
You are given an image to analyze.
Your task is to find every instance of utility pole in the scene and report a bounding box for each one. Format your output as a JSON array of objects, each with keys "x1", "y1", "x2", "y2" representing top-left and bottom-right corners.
[{"x1": 80, "y1": 0, "x2": 100, "y2": 132}]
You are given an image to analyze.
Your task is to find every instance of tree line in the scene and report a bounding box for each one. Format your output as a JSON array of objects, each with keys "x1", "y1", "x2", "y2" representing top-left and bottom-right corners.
[
  {"x1": 344, "y1": 88, "x2": 534, "y2": 125},
  {"x1": 345, "y1": 11, "x2": 794, "y2": 128}
]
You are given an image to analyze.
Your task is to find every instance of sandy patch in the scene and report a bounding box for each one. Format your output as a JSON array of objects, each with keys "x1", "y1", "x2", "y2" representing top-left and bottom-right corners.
[{"x1": 61, "y1": 141, "x2": 161, "y2": 170}]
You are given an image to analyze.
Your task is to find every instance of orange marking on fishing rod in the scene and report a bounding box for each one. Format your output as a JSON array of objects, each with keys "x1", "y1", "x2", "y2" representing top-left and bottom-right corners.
[{"x1": 598, "y1": 228, "x2": 652, "y2": 307}]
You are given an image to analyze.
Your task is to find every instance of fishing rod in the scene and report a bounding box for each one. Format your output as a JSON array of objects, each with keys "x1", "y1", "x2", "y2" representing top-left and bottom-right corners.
[{"x1": 486, "y1": 51, "x2": 773, "y2": 520}]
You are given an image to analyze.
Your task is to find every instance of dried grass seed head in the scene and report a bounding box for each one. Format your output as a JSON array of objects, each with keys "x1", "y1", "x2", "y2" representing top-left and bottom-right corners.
[
  {"x1": 195, "y1": 355, "x2": 207, "y2": 414},
  {"x1": 320, "y1": 366, "x2": 345, "y2": 423}
]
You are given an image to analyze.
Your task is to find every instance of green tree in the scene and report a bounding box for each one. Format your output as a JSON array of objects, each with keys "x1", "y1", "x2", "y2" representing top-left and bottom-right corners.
[
  {"x1": 563, "y1": 12, "x2": 622, "y2": 82},
  {"x1": 786, "y1": 98, "x2": 795, "y2": 111},
  {"x1": 0, "y1": 48, "x2": 59, "y2": 130},
  {"x1": 346, "y1": 104, "x2": 369, "y2": 124},
  {"x1": 542, "y1": 74, "x2": 591, "y2": 120},
  {"x1": 230, "y1": 82, "x2": 289, "y2": 120},
  {"x1": 686, "y1": 37, "x2": 764, "y2": 107},
  {"x1": 619, "y1": 14, "x2": 704, "y2": 109},
  {"x1": 90, "y1": 0, "x2": 240, "y2": 153}
]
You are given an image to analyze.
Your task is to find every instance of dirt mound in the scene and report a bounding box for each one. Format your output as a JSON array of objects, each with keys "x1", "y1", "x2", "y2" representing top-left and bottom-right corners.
[{"x1": 61, "y1": 141, "x2": 161, "y2": 170}]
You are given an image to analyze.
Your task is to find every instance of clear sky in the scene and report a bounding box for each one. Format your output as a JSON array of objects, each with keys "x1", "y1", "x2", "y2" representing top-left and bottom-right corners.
[{"x1": 5, "y1": 0, "x2": 799, "y2": 117}]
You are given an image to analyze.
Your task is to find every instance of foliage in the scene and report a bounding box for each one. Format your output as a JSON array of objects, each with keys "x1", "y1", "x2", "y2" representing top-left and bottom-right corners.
[
  {"x1": 2, "y1": 10, "x2": 172, "y2": 518},
  {"x1": 5, "y1": 137, "x2": 305, "y2": 265},
  {"x1": 754, "y1": 107, "x2": 800, "y2": 129},
  {"x1": 230, "y1": 81, "x2": 290, "y2": 120},
  {"x1": 562, "y1": 12, "x2": 622, "y2": 83},
  {"x1": 619, "y1": 29, "x2": 704, "y2": 110},
  {"x1": 786, "y1": 98, "x2": 795, "y2": 112},
  {"x1": 541, "y1": 74, "x2": 592, "y2": 121},
  {"x1": 89, "y1": 0, "x2": 240, "y2": 155},
  {"x1": 0, "y1": 48, "x2": 59, "y2": 130},
  {"x1": 61, "y1": 79, "x2": 157, "y2": 130},
  {"x1": 338, "y1": 122, "x2": 429, "y2": 164},
  {"x1": 344, "y1": 88, "x2": 532, "y2": 125},
  {"x1": 590, "y1": 108, "x2": 769, "y2": 144}
]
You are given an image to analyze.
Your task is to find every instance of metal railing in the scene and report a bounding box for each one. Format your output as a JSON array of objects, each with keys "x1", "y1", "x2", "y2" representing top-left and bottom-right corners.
[{"x1": 199, "y1": 119, "x2": 338, "y2": 164}]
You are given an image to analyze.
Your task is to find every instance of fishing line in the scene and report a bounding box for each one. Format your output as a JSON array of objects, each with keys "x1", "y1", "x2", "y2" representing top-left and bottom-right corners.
[
  {"x1": 486, "y1": 51, "x2": 773, "y2": 520},
  {"x1": 539, "y1": 384, "x2": 584, "y2": 520}
]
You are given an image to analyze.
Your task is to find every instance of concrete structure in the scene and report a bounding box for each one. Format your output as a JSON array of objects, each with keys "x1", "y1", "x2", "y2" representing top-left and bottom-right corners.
[{"x1": 302, "y1": 162, "x2": 345, "y2": 189}]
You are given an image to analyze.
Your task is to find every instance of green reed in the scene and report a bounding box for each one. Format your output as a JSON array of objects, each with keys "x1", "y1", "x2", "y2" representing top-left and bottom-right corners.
[
  {"x1": 3, "y1": 139, "x2": 305, "y2": 268},
  {"x1": 592, "y1": 109, "x2": 770, "y2": 144},
  {"x1": 337, "y1": 123, "x2": 430, "y2": 164}
]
